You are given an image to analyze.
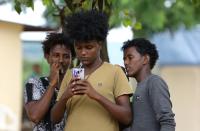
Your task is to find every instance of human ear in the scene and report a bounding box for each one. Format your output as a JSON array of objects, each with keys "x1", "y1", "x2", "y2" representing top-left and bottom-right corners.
[
  {"x1": 45, "y1": 54, "x2": 50, "y2": 64},
  {"x1": 99, "y1": 44, "x2": 102, "y2": 50},
  {"x1": 143, "y1": 54, "x2": 150, "y2": 65},
  {"x1": 97, "y1": 41, "x2": 102, "y2": 50}
]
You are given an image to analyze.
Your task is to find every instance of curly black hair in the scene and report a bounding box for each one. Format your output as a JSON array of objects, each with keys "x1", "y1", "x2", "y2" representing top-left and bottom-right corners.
[
  {"x1": 121, "y1": 38, "x2": 159, "y2": 69},
  {"x1": 41, "y1": 33, "x2": 75, "y2": 58},
  {"x1": 64, "y1": 10, "x2": 109, "y2": 43}
]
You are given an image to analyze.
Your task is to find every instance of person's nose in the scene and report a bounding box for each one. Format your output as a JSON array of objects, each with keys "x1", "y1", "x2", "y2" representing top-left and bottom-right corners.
[
  {"x1": 80, "y1": 49, "x2": 87, "y2": 56},
  {"x1": 59, "y1": 55, "x2": 63, "y2": 63},
  {"x1": 124, "y1": 58, "x2": 129, "y2": 66}
]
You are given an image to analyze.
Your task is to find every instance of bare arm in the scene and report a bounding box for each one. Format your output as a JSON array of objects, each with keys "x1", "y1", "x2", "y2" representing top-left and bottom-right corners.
[
  {"x1": 25, "y1": 63, "x2": 59, "y2": 123},
  {"x1": 25, "y1": 85, "x2": 55, "y2": 123},
  {"x1": 73, "y1": 80, "x2": 132, "y2": 125},
  {"x1": 50, "y1": 95, "x2": 68, "y2": 123},
  {"x1": 95, "y1": 94, "x2": 132, "y2": 125},
  {"x1": 51, "y1": 78, "x2": 76, "y2": 123}
]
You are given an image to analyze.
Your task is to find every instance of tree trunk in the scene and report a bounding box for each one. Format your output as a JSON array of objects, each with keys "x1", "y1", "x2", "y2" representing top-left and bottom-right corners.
[{"x1": 101, "y1": 41, "x2": 109, "y2": 62}]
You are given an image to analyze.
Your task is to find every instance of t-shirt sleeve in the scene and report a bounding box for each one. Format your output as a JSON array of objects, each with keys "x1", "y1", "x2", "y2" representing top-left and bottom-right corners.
[
  {"x1": 24, "y1": 77, "x2": 42, "y2": 104},
  {"x1": 56, "y1": 69, "x2": 72, "y2": 101},
  {"x1": 113, "y1": 66, "x2": 133, "y2": 98},
  {"x1": 148, "y1": 76, "x2": 176, "y2": 131}
]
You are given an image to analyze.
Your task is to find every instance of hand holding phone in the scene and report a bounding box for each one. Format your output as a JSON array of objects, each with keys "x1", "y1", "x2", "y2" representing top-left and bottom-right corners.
[{"x1": 72, "y1": 68, "x2": 85, "y2": 80}]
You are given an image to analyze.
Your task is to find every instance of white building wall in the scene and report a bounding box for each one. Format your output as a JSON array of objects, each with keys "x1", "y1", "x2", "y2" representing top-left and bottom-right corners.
[
  {"x1": 0, "y1": 21, "x2": 23, "y2": 131},
  {"x1": 161, "y1": 66, "x2": 200, "y2": 131}
]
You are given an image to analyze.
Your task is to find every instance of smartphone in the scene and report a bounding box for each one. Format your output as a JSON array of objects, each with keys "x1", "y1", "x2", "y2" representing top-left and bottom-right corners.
[{"x1": 72, "y1": 68, "x2": 84, "y2": 80}]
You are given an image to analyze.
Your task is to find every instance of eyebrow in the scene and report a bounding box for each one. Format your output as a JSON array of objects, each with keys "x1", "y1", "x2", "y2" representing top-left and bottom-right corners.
[{"x1": 125, "y1": 54, "x2": 133, "y2": 57}]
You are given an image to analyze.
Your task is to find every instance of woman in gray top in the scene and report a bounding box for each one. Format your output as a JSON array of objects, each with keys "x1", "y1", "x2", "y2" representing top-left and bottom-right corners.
[{"x1": 121, "y1": 38, "x2": 176, "y2": 131}]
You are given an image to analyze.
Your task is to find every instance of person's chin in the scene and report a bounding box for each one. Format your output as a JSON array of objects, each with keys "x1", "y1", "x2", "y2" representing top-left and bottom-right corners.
[
  {"x1": 127, "y1": 72, "x2": 134, "y2": 77},
  {"x1": 81, "y1": 60, "x2": 91, "y2": 66},
  {"x1": 127, "y1": 74, "x2": 132, "y2": 77}
]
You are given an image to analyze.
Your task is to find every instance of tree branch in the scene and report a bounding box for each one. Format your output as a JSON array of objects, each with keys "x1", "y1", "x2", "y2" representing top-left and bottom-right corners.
[{"x1": 52, "y1": 0, "x2": 61, "y2": 11}]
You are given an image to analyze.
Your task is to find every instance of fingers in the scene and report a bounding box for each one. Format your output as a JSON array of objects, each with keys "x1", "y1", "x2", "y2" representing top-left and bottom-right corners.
[
  {"x1": 50, "y1": 63, "x2": 59, "y2": 80},
  {"x1": 75, "y1": 79, "x2": 89, "y2": 86},
  {"x1": 51, "y1": 62, "x2": 66, "y2": 72},
  {"x1": 72, "y1": 87, "x2": 86, "y2": 95},
  {"x1": 51, "y1": 62, "x2": 60, "y2": 71},
  {"x1": 71, "y1": 80, "x2": 87, "y2": 95},
  {"x1": 73, "y1": 91, "x2": 85, "y2": 95},
  {"x1": 69, "y1": 78, "x2": 80, "y2": 86},
  {"x1": 68, "y1": 79, "x2": 93, "y2": 96},
  {"x1": 73, "y1": 80, "x2": 92, "y2": 90},
  {"x1": 72, "y1": 86, "x2": 86, "y2": 91}
]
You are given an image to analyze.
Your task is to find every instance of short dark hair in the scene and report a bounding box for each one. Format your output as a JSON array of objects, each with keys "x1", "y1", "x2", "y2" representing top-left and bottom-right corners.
[
  {"x1": 121, "y1": 38, "x2": 159, "y2": 69},
  {"x1": 41, "y1": 33, "x2": 75, "y2": 58},
  {"x1": 64, "y1": 10, "x2": 109, "y2": 43}
]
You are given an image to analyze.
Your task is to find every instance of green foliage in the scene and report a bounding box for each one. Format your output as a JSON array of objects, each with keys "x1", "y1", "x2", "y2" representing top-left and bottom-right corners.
[
  {"x1": 14, "y1": 0, "x2": 34, "y2": 14},
  {"x1": 133, "y1": 22, "x2": 142, "y2": 30},
  {"x1": 14, "y1": 0, "x2": 200, "y2": 37},
  {"x1": 108, "y1": 0, "x2": 136, "y2": 28},
  {"x1": 42, "y1": 0, "x2": 113, "y2": 29},
  {"x1": 192, "y1": 0, "x2": 200, "y2": 6},
  {"x1": 103, "y1": 0, "x2": 200, "y2": 37},
  {"x1": 14, "y1": 0, "x2": 21, "y2": 14},
  {"x1": 130, "y1": 0, "x2": 200, "y2": 37},
  {"x1": 42, "y1": 0, "x2": 51, "y2": 6}
]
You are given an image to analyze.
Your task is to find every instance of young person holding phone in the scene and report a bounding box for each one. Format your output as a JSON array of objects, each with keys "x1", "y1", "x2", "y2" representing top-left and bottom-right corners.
[{"x1": 51, "y1": 10, "x2": 133, "y2": 131}]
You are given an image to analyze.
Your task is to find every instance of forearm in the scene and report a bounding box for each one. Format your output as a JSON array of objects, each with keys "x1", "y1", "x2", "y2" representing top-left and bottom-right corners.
[
  {"x1": 51, "y1": 96, "x2": 68, "y2": 123},
  {"x1": 25, "y1": 86, "x2": 55, "y2": 123},
  {"x1": 94, "y1": 94, "x2": 132, "y2": 125}
]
